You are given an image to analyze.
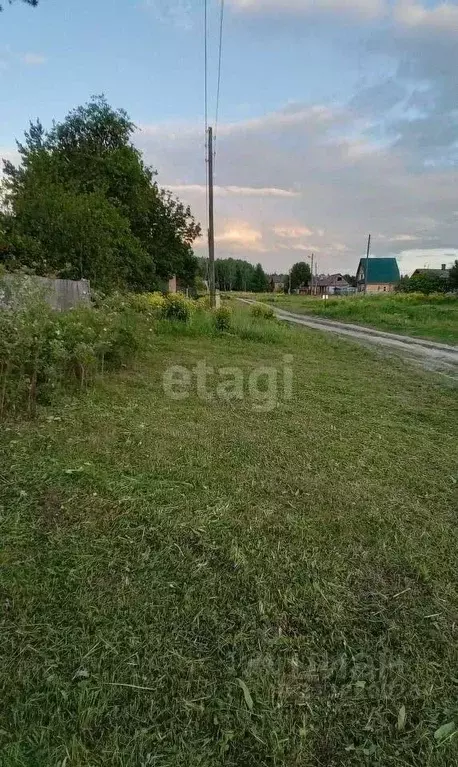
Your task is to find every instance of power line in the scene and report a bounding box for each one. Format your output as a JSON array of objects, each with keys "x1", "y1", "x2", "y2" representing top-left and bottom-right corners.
[{"x1": 214, "y1": 0, "x2": 225, "y2": 159}]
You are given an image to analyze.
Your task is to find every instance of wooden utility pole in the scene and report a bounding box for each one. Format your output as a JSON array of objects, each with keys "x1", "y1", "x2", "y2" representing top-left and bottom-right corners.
[
  {"x1": 310, "y1": 253, "x2": 314, "y2": 295},
  {"x1": 364, "y1": 234, "x2": 371, "y2": 294},
  {"x1": 208, "y1": 126, "x2": 216, "y2": 308}
]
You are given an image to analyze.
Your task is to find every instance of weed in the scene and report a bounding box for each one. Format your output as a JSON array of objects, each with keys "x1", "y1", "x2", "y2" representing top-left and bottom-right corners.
[{"x1": 213, "y1": 305, "x2": 232, "y2": 332}]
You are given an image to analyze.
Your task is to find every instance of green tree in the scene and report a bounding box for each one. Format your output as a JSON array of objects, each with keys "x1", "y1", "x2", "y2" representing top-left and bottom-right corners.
[
  {"x1": 1, "y1": 97, "x2": 200, "y2": 291},
  {"x1": 0, "y1": 0, "x2": 38, "y2": 10},
  {"x1": 1, "y1": 184, "x2": 151, "y2": 292},
  {"x1": 396, "y1": 273, "x2": 449, "y2": 295},
  {"x1": 250, "y1": 263, "x2": 269, "y2": 293},
  {"x1": 290, "y1": 262, "x2": 311, "y2": 291},
  {"x1": 449, "y1": 260, "x2": 458, "y2": 290},
  {"x1": 343, "y1": 274, "x2": 357, "y2": 288},
  {"x1": 234, "y1": 264, "x2": 244, "y2": 291}
]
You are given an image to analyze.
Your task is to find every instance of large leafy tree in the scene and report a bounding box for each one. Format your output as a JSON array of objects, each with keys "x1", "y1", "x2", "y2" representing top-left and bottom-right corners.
[
  {"x1": 396, "y1": 272, "x2": 450, "y2": 295},
  {"x1": 0, "y1": 0, "x2": 38, "y2": 10},
  {"x1": 1, "y1": 97, "x2": 200, "y2": 291},
  {"x1": 290, "y1": 261, "x2": 311, "y2": 291},
  {"x1": 449, "y1": 260, "x2": 458, "y2": 290}
]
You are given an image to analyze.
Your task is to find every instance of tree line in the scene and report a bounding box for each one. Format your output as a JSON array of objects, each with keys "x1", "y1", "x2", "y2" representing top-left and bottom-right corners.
[
  {"x1": 0, "y1": 97, "x2": 201, "y2": 293},
  {"x1": 397, "y1": 267, "x2": 458, "y2": 295},
  {"x1": 197, "y1": 258, "x2": 270, "y2": 293}
]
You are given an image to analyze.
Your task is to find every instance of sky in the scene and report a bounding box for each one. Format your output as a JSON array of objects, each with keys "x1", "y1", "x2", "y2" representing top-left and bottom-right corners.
[{"x1": 2, "y1": 0, "x2": 458, "y2": 275}]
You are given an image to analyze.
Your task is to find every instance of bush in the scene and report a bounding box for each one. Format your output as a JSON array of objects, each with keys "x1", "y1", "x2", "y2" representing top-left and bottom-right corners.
[
  {"x1": 162, "y1": 293, "x2": 195, "y2": 322},
  {"x1": 0, "y1": 278, "x2": 145, "y2": 417},
  {"x1": 250, "y1": 303, "x2": 275, "y2": 320},
  {"x1": 146, "y1": 291, "x2": 166, "y2": 313},
  {"x1": 213, "y1": 305, "x2": 232, "y2": 332},
  {"x1": 196, "y1": 295, "x2": 211, "y2": 310}
]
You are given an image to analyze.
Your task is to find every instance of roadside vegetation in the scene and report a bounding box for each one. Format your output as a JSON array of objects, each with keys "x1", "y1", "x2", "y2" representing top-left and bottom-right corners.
[
  {"x1": 237, "y1": 291, "x2": 458, "y2": 345},
  {"x1": 1, "y1": 302, "x2": 457, "y2": 765}
]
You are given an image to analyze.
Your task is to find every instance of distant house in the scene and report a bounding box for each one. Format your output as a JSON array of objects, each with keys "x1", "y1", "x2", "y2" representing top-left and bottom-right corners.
[
  {"x1": 356, "y1": 258, "x2": 400, "y2": 293},
  {"x1": 411, "y1": 264, "x2": 449, "y2": 279},
  {"x1": 297, "y1": 274, "x2": 352, "y2": 296},
  {"x1": 269, "y1": 273, "x2": 287, "y2": 292},
  {"x1": 315, "y1": 273, "x2": 350, "y2": 295}
]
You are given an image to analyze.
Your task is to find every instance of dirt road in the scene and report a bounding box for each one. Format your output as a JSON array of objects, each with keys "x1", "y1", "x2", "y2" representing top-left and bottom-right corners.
[{"x1": 238, "y1": 299, "x2": 458, "y2": 376}]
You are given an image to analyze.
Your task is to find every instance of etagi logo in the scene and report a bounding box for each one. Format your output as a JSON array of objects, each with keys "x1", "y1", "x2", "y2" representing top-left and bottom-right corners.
[{"x1": 163, "y1": 355, "x2": 294, "y2": 412}]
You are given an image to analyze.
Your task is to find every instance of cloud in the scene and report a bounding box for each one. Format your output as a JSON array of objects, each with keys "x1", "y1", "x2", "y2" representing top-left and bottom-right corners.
[
  {"x1": 22, "y1": 52, "x2": 46, "y2": 66},
  {"x1": 390, "y1": 234, "x2": 419, "y2": 243},
  {"x1": 394, "y1": 1, "x2": 458, "y2": 32},
  {"x1": 215, "y1": 221, "x2": 266, "y2": 251},
  {"x1": 273, "y1": 226, "x2": 313, "y2": 238},
  {"x1": 141, "y1": 0, "x2": 193, "y2": 29},
  {"x1": 135, "y1": 92, "x2": 458, "y2": 274},
  {"x1": 228, "y1": 0, "x2": 386, "y2": 19},
  {"x1": 166, "y1": 184, "x2": 299, "y2": 198}
]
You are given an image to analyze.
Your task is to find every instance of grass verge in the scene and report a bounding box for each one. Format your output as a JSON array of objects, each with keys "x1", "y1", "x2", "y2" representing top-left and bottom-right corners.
[
  {"x1": 233, "y1": 292, "x2": 458, "y2": 345},
  {"x1": 1, "y1": 313, "x2": 458, "y2": 765}
]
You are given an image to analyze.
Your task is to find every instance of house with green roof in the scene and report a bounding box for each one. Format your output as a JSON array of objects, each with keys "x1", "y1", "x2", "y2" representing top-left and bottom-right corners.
[{"x1": 356, "y1": 257, "x2": 400, "y2": 293}]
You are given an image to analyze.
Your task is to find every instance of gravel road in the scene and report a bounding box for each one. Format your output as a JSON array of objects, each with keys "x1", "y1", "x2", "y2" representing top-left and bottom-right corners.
[{"x1": 238, "y1": 299, "x2": 458, "y2": 376}]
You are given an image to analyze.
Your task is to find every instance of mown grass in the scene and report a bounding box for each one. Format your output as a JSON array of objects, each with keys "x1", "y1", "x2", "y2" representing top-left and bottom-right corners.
[
  {"x1": 1, "y1": 309, "x2": 458, "y2": 766},
  {"x1": 233, "y1": 292, "x2": 458, "y2": 345}
]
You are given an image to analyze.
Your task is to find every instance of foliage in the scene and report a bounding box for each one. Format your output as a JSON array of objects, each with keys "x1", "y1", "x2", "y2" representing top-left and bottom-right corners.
[
  {"x1": 0, "y1": 276, "x2": 144, "y2": 417},
  {"x1": 198, "y1": 257, "x2": 269, "y2": 292},
  {"x1": 161, "y1": 292, "x2": 195, "y2": 323},
  {"x1": 290, "y1": 261, "x2": 312, "y2": 291},
  {"x1": 1, "y1": 97, "x2": 200, "y2": 291},
  {"x1": 0, "y1": 0, "x2": 38, "y2": 9},
  {"x1": 343, "y1": 273, "x2": 357, "y2": 288},
  {"x1": 196, "y1": 294, "x2": 211, "y2": 310},
  {"x1": 250, "y1": 302, "x2": 275, "y2": 320},
  {"x1": 397, "y1": 272, "x2": 450, "y2": 295},
  {"x1": 251, "y1": 263, "x2": 269, "y2": 293},
  {"x1": 449, "y1": 259, "x2": 458, "y2": 290},
  {"x1": 212, "y1": 305, "x2": 232, "y2": 332}
]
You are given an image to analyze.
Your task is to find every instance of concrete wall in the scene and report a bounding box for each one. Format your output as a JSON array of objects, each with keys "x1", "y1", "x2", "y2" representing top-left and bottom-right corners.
[{"x1": 0, "y1": 275, "x2": 91, "y2": 311}]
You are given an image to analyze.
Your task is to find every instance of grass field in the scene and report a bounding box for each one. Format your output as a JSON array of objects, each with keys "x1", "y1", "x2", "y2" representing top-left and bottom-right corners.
[
  {"x1": 237, "y1": 292, "x2": 458, "y2": 345},
  {"x1": 1, "y1": 310, "x2": 458, "y2": 765}
]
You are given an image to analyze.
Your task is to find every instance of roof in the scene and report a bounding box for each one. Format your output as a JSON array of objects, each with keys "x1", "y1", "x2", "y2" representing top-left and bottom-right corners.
[
  {"x1": 315, "y1": 273, "x2": 349, "y2": 288},
  {"x1": 412, "y1": 268, "x2": 449, "y2": 278},
  {"x1": 357, "y1": 258, "x2": 400, "y2": 284},
  {"x1": 269, "y1": 273, "x2": 287, "y2": 283}
]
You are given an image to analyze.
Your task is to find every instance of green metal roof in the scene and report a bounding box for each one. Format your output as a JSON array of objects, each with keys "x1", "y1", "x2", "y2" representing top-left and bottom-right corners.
[{"x1": 357, "y1": 258, "x2": 400, "y2": 284}]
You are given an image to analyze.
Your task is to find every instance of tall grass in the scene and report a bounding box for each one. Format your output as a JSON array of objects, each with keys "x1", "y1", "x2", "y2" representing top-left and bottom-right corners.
[{"x1": 0, "y1": 281, "x2": 286, "y2": 417}]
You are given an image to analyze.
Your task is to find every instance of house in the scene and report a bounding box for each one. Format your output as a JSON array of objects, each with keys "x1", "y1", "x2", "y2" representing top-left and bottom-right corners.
[
  {"x1": 269, "y1": 273, "x2": 287, "y2": 292},
  {"x1": 314, "y1": 273, "x2": 350, "y2": 295},
  {"x1": 297, "y1": 274, "x2": 352, "y2": 296},
  {"x1": 356, "y1": 258, "x2": 400, "y2": 293},
  {"x1": 411, "y1": 264, "x2": 449, "y2": 279}
]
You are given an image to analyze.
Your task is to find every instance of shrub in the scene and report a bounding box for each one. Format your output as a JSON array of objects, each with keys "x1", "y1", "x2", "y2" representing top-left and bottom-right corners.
[
  {"x1": 196, "y1": 295, "x2": 211, "y2": 310},
  {"x1": 213, "y1": 305, "x2": 232, "y2": 332},
  {"x1": 250, "y1": 303, "x2": 275, "y2": 320},
  {"x1": 162, "y1": 293, "x2": 195, "y2": 322},
  {"x1": 0, "y1": 278, "x2": 145, "y2": 417},
  {"x1": 146, "y1": 291, "x2": 166, "y2": 313}
]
